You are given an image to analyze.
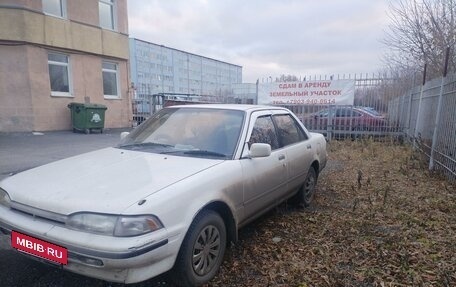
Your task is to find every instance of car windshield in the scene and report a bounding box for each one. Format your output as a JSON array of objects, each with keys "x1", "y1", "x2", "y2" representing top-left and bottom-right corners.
[
  {"x1": 117, "y1": 107, "x2": 245, "y2": 159},
  {"x1": 315, "y1": 109, "x2": 333, "y2": 117}
]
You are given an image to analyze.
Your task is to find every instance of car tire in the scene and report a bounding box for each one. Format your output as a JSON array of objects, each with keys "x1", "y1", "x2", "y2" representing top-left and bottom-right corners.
[
  {"x1": 173, "y1": 210, "x2": 226, "y2": 287},
  {"x1": 299, "y1": 167, "x2": 317, "y2": 207}
]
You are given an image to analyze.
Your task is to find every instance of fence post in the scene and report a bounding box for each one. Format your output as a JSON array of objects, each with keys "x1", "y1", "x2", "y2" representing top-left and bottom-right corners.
[
  {"x1": 327, "y1": 105, "x2": 333, "y2": 141},
  {"x1": 399, "y1": 94, "x2": 406, "y2": 132},
  {"x1": 413, "y1": 64, "x2": 427, "y2": 149},
  {"x1": 429, "y1": 47, "x2": 450, "y2": 170},
  {"x1": 405, "y1": 75, "x2": 415, "y2": 139},
  {"x1": 429, "y1": 77, "x2": 445, "y2": 170}
]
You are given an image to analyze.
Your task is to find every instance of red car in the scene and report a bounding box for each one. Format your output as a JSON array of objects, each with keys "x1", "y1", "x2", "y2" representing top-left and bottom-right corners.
[{"x1": 304, "y1": 106, "x2": 387, "y2": 134}]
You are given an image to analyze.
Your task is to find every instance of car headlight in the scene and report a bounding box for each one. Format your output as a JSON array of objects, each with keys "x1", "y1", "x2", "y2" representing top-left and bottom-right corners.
[
  {"x1": 114, "y1": 215, "x2": 163, "y2": 237},
  {"x1": 0, "y1": 188, "x2": 11, "y2": 208},
  {"x1": 66, "y1": 213, "x2": 163, "y2": 237}
]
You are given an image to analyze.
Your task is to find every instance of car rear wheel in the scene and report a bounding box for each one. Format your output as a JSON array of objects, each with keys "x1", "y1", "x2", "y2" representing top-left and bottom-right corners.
[
  {"x1": 173, "y1": 210, "x2": 226, "y2": 287},
  {"x1": 299, "y1": 167, "x2": 317, "y2": 207}
]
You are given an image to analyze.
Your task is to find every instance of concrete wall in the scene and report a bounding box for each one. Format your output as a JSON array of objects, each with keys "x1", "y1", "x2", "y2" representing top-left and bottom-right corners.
[
  {"x1": 0, "y1": 45, "x2": 130, "y2": 132},
  {"x1": 0, "y1": 0, "x2": 41, "y2": 10},
  {"x1": 0, "y1": 45, "x2": 34, "y2": 131},
  {"x1": 0, "y1": 0, "x2": 128, "y2": 35},
  {"x1": 0, "y1": 7, "x2": 129, "y2": 59}
]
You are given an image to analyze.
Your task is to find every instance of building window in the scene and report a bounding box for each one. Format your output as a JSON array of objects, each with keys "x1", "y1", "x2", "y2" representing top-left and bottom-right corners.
[
  {"x1": 42, "y1": 0, "x2": 66, "y2": 18},
  {"x1": 99, "y1": 0, "x2": 115, "y2": 30},
  {"x1": 102, "y1": 61, "x2": 119, "y2": 98},
  {"x1": 48, "y1": 52, "x2": 71, "y2": 96}
]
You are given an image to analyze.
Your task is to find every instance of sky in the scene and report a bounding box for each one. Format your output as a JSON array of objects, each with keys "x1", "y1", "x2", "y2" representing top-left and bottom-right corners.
[{"x1": 127, "y1": 0, "x2": 392, "y2": 83}]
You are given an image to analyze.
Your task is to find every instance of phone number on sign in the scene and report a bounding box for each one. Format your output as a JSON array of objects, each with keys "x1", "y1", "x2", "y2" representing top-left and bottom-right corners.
[{"x1": 272, "y1": 99, "x2": 336, "y2": 105}]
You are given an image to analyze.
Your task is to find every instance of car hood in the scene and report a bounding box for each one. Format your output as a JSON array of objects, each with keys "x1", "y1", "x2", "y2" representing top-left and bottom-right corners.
[{"x1": 1, "y1": 147, "x2": 223, "y2": 215}]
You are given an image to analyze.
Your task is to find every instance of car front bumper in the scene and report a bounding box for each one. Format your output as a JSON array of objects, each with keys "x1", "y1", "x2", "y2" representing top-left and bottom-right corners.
[{"x1": 0, "y1": 205, "x2": 181, "y2": 283}]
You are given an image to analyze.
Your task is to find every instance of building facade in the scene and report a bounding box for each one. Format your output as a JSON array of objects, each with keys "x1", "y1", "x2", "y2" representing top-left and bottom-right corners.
[
  {"x1": 129, "y1": 38, "x2": 243, "y2": 102},
  {"x1": 0, "y1": 0, "x2": 131, "y2": 132},
  {"x1": 231, "y1": 83, "x2": 257, "y2": 104}
]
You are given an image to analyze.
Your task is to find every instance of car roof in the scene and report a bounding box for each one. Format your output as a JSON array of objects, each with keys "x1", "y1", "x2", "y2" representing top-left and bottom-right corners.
[
  {"x1": 320, "y1": 106, "x2": 369, "y2": 112},
  {"x1": 166, "y1": 104, "x2": 288, "y2": 112}
]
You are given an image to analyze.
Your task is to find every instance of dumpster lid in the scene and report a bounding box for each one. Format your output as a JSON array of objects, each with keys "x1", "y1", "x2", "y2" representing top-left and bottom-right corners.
[{"x1": 68, "y1": 102, "x2": 107, "y2": 109}]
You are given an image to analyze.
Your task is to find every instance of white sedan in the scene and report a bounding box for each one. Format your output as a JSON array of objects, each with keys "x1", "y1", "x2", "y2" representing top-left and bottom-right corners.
[{"x1": 0, "y1": 104, "x2": 327, "y2": 286}]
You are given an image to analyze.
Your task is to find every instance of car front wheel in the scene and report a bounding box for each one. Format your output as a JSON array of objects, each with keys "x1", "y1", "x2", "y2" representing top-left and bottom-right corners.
[{"x1": 173, "y1": 210, "x2": 226, "y2": 287}]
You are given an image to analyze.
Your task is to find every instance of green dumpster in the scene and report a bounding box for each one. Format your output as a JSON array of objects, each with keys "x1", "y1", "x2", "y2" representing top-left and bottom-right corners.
[{"x1": 68, "y1": 102, "x2": 107, "y2": 134}]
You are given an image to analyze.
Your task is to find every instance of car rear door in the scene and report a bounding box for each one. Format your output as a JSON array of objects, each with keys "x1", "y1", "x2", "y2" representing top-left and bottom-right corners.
[{"x1": 272, "y1": 111, "x2": 313, "y2": 192}]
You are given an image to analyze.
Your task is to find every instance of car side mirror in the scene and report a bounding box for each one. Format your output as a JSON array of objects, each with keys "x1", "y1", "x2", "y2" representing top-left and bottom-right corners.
[
  {"x1": 249, "y1": 143, "x2": 271, "y2": 158},
  {"x1": 120, "y1": 132, "x2": 130, "y2": 140}
]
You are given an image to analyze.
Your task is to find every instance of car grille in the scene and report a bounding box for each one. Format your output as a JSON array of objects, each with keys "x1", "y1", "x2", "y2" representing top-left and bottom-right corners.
[{"x1": 10, "y1": 201, "x2": 67, "y2": 225}]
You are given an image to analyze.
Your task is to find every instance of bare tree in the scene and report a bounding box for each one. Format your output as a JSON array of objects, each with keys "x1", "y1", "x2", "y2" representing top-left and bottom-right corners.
[{"x1": 383, "y1": 0, "x2": 456, "y2": 78}]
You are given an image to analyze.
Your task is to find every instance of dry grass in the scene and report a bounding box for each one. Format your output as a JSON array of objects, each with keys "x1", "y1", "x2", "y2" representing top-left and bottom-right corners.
[{"x1": 211, "y1": 140, "x2": 456, "y2": 287}]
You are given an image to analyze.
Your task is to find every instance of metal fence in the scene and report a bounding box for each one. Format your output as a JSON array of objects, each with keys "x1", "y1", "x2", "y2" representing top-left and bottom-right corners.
[
  {"x1": 389, "y1": 73, "x2": 456, "y2": 182},
  {"x1": 131, "y1": 74, "x2": 404, "y2": 136},
  {"x1": 283, "y1": 73, "x2": 456, "y2": 181},
  {"x1": 130, "y1": 87, "x2": 253, "y2": 125},
  {"x1": 129, "y1": 73, "x2": 456, "y2": 181},
  {"x1": 281, "y1": 74, "x2": 403, "y2": 140}
]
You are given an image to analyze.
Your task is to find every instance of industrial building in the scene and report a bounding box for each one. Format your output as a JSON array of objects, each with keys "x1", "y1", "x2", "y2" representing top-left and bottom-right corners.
[{"x1": 129, "y1": 38, "x2": 256, "y2": 103}]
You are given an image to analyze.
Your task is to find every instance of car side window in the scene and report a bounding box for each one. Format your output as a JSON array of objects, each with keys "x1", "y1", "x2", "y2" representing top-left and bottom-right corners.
[
  {"x1": 336, "y1": 108, "x2": 362, "y2": 117},
  {"x1": 318, "y1": 109, "x2": 329, "y2": 117},
  {"x1": 336, "y1": 108, "x2": 348, "y2": 117},
  {"x1": 248, "y1": 116, "x2": 279, "y2": 150},
  {"x1": 273, "y1": 114, "x2": 308, "y2": 146},
  {"x1": 352, "y1": 111, "x2": 362, "y2": 117}
]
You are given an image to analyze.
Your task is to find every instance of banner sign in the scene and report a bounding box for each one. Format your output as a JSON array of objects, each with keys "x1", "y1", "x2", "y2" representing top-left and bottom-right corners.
[{"x1": 258, "y1": 80, "x2": 355, "y2": 105}]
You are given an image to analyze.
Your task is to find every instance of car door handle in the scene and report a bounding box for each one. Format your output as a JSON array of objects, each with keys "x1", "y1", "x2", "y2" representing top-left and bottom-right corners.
[
  {"x1": 307, "y1": 144, "x2": 312, "y2": 149},
  {"x1": 278, "y1": 154, "x2": 286, "y2": 161}
]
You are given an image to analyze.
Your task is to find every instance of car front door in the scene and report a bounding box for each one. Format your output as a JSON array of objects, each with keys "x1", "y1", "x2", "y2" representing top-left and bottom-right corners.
[{"x1": 239, "y1": 111, "x2": 288, "y2": 223}]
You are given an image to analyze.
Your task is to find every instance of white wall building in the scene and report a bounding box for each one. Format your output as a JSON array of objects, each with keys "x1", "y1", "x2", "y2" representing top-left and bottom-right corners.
[{"x1": 129, "y1": 38, "x2": 245, "y2": 101}]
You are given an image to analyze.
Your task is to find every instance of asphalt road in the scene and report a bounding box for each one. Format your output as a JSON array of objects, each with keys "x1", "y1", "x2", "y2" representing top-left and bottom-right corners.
[
  {"x1": 0, "y1": 129, "x2": 172, "y2": 287},
  {"x1": 0, "y1": 129, "x2": 130, "y2": 181}
]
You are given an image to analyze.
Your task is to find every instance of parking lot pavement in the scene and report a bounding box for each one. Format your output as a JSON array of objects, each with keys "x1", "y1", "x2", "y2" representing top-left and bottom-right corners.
[{"x1": 0, "y1": 128, "x2": 132, "y2": 181}]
